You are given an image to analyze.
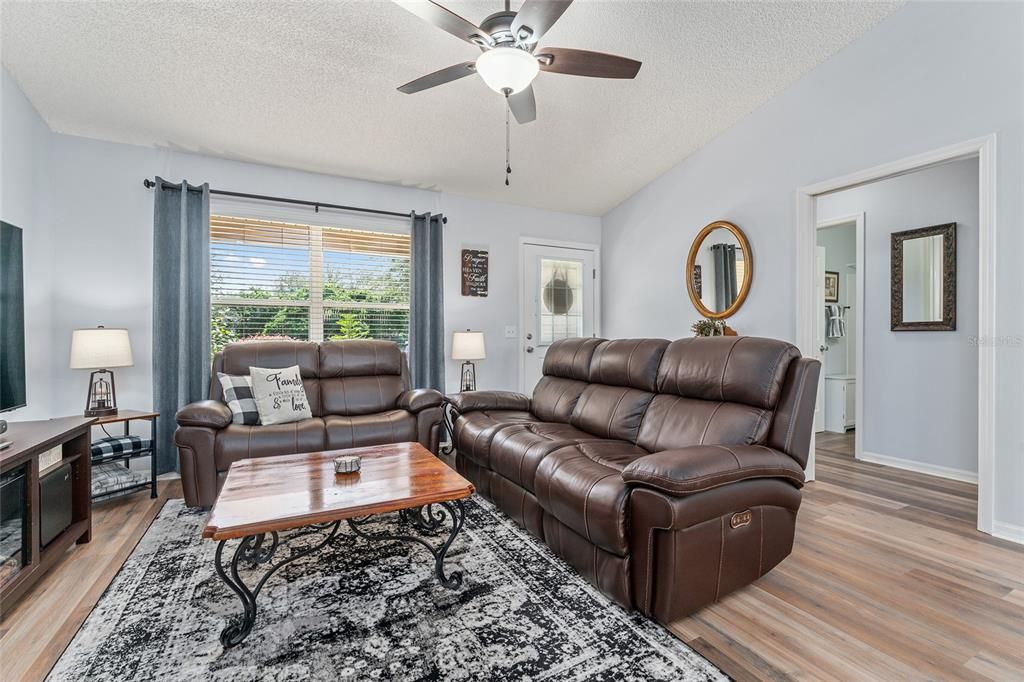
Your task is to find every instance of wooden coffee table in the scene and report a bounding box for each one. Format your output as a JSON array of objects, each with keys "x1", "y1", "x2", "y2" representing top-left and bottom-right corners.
[{"x1": 202, "y1": 442, "x2": 474, "y2": 647}]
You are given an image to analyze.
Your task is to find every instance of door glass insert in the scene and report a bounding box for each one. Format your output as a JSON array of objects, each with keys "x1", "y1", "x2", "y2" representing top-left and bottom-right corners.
[{"x1": 539, "y1": 258, "x2": 583, "y2": 346}]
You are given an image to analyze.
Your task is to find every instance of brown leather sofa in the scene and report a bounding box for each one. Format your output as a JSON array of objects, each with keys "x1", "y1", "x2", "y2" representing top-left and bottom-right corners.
[
  {"x1": 175, "y1": 339, "x2": 444, "y2": 508},
  {"x1": 449, "y1": 336, "x2": 820, "y2": 624}
]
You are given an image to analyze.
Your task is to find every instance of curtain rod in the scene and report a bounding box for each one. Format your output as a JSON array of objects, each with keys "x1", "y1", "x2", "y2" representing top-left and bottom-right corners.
[{"x1": 142, "y1": 178, "x2": 445, "y2": 223}]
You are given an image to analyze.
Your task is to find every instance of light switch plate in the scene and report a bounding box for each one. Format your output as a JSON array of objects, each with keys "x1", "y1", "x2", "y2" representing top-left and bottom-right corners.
[{"x1": 504, "y1": 325, "x2": 517, "y2": 339}]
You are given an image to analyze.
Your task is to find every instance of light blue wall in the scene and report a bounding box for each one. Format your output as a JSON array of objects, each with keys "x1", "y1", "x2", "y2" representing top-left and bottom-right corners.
[{"x1": 1, "y1": 69, "x2": 54, "y2": 420}]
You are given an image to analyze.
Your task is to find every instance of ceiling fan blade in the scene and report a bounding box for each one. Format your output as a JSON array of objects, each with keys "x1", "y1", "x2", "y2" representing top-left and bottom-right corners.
[
  {"x1": 393, "y1": 0, "x2": 492, "y2": 47},
  {"x1": 398, "y1": 61, "x2": 477, "y2": 94},
  {"x1": 511, "y1": 0, "x2": 573, "y2": 45},
  {"x1": 508, "y1": 86, "x2": 537, "y2": 124},
  {"x1": 537, "y1": 47, "x2": 641, "y2": 79}
]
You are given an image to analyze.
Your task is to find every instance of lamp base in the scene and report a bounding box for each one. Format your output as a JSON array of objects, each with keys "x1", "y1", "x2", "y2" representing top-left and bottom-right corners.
[
  {"x1": 84, "y1": 368, "x2": 119, "y2": 418},
  {"x1": 460, "y1": 362, "x2": 477, "y2": 392},
  {"x1": 84, "y1": 406, "x2": 118, "y2": 418}
]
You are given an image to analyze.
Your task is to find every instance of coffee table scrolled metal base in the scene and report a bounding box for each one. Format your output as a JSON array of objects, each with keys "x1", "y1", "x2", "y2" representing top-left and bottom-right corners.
[
  {"x1": 213, "y1": 501, "x2": 466, "y2": 647},
  {"x1": 348, "y1": 499, "x2": 466, "y2": 589}
]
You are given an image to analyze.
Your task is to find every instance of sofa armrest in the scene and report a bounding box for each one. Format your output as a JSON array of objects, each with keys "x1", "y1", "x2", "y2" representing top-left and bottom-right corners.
[
  {"x1": 448, "y1": 390, "x2": 531, "y2": 414},
  {"x1": 397, "y1": 388, "x2": 445, "y2": 413},
  {"x1": 621, "y1": 444, "x2": 805, "y2": 496},
  {"x1": 176, "y1": 400, "x2": 232, "y2": 429}
]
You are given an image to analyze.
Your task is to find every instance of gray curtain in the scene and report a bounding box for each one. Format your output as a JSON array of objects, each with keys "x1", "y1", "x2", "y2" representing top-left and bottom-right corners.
[
  {"x1": 409, "y1": 212, "x2": 445, "y2": 391},
  {"x1": 152, "y1": 177, "x2": 210, "y2": 473},
  {"x1": 712, "y1": 243, "x2": 738, "y2": 311}
]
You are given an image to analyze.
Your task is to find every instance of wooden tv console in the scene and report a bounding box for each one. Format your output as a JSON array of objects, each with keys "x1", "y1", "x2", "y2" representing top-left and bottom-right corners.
[{"x1": 0, "y1": 416, "x2": 95, "y2": 614}]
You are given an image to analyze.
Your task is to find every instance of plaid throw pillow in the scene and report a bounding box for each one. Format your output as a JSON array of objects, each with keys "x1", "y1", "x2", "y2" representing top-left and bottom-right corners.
[{"x1": 217, "y1": 372, "x2": 260, "y2": 425}]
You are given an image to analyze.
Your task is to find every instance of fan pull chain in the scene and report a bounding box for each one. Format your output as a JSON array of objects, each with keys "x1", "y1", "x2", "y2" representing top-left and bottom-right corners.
[{"x1": 504, "y1": 93, "x2": 512, "y2": 186}]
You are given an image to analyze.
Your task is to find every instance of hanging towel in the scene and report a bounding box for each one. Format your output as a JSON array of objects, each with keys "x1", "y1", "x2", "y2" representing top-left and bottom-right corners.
[{"x1": 826, "y1": 304, "x2": 847, "y2": 339}]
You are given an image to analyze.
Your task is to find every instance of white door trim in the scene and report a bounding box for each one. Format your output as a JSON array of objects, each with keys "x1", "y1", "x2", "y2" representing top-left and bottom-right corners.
[
  {"x1": 518, "y1": 237, "x2": 602, "y2": 393},
  {"x1": 795, "y1": 134, "x2": 996, "y2": 535},
  {"x1": 816, "y1": 212, "x2": 865, "y2": 462}
]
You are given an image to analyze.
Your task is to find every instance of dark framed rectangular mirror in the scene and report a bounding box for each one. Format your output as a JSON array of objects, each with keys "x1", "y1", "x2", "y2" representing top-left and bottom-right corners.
[{"x1": 890, "y1": 222, "x2": 956, "y2": 331}]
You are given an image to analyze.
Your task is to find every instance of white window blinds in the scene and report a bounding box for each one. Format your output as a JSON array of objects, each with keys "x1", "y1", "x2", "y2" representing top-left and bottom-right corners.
[{"x1": 210, "y1": 215, "x2": 410, "y2": 353}]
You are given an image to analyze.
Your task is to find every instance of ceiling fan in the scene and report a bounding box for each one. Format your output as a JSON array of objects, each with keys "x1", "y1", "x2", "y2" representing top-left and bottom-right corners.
[{"x1": 393, "y1": 0, "x2": 642, "y2": 125}]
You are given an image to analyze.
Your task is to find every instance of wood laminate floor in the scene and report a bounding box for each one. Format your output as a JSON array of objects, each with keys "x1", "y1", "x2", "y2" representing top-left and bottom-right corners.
[
  {"x1": 2, "y1": 435, "x2": 1022, "y2": 681},
  {"x1": 672, "y1": 431, "x2": 1024, "y2": 681}
]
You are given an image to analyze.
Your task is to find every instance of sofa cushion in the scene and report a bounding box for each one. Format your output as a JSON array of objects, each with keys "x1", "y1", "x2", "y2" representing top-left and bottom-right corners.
[
  {"x1": 635, "y1": 394, "x2": 772, "y2": 452},
  {"x1": 448, "y1": 390, "x2": 530, "y2": 414},
  {"x1": 621, "y1": 444, "x2": 806, "y2": 495},
  {"x1": 319, "y1": 375, "x2": 407, "y2": 416},
  {"x1": 213, "y1": 418, "x2": 326, "y2": 471},
  {"x1": 212, "y1": 341, "x2": 322, "y2": 416},
  {"x1": 530, "y1": 337, "x2": 604, "y2": 422},
  {"x1": 316, "y1": 340, "x2": 407, "y2": 416},
  {"x1": 324, "y1": 411, "x2": 417, "y2": 450},
  {"x1": 656, "y1": 337, "x2": 799, "y2": 410},
  {"x1": 534, "y1": 441, "x2": 649, "y2": 555},
  {"x1": 319, "y1": 339, "x2": 404, "y2": 377},
  {"x1": 569, "y1": 385, "x2": 656, "y2": 443},
  {"x1": 487, "y1": 422, "x2": 627, "y2": 493},
  {"x1": 588, "y1": 338, "x2": 668, "y2": 391},
  {"x1": 565, "y1": 339, "x2": 667, "y2": 443},
  {"x1": 542, "y1": 337, "x2": 605, "y2": 381},
  {"x1": 531, "y1": 376, "x2": 590, "y2": 423},
  {"x1": 455, "y1": 410, "x2": 541, "y2": 468}
]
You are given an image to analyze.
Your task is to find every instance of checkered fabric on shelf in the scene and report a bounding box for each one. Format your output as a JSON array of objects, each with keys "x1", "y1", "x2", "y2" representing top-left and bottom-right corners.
[
  {"x1": 217, "y1": 372, "x2": 260, "y2": 425},
  {"x1": 91, "y1": 462, "x2": 149, "y2": 498},
  {"x1": 91, "y1": 435, "x2": 152, "y2": 458}
]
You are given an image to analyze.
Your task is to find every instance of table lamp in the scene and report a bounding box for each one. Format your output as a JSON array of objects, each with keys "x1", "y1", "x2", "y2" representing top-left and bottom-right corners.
[
  {"x1": 452, "y1": 330, "x2": 486, "y2": 392},
  {"x1": 70, "y1": 326, "x2": 133, "y2": 417}
]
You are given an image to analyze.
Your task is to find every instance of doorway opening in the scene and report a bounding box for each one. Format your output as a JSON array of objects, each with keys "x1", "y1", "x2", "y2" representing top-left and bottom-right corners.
[
  {"x1": 796, "y1": 136, "x2": 994, "y2": 535},
  {"x1": 814, "y1": 214, "x2": 864, "y2": 462}
]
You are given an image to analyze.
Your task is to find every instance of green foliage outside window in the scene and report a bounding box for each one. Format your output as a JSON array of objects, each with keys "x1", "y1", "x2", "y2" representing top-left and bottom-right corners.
[{"x1": 210, "y1": 260, "x2": 409, "y2": 355}]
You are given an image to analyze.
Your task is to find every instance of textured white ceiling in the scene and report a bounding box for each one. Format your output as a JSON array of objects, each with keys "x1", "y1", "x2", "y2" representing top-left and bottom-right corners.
[{"x1": 1, "y1": 1, "x2": 899, "y2": 215}]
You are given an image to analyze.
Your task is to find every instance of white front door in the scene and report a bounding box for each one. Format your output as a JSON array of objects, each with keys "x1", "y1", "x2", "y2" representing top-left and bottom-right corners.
[
  {"x1": 520, "y1": 242, "x2": 597, "y2": 393},
  {"x1": 813, "y1": 246, "x2": 827, "y2": 433}
]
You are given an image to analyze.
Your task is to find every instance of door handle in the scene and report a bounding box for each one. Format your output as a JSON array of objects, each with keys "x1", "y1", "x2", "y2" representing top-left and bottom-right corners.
[
  {"x1": 526, "y1": 346, "x2": 535, "y2": 353},
  {"x1": 819, "y1": 344, "x2": 828, "y2": 353}
]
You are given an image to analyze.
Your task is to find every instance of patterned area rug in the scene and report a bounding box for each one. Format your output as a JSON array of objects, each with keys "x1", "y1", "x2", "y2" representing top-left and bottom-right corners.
[{"x1": 49, "y1": 497, "x2": 726, "y2": 681}]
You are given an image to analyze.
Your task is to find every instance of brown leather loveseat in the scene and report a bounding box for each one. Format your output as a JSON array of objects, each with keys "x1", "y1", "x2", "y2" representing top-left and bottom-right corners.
[
  {"x1": 449, "y1": 336, "x2": 820, "y2": 624},
  {"x1": 175, "y1": 339, "x2": 444, "y2": 508}
]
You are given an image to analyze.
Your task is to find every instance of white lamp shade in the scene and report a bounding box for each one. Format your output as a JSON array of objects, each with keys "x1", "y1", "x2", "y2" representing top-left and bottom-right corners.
[
  {"x1": 475, "y1": 47, "x2": 540, "y2": 94},
  {"x1": 452, "y1": 331, "x2": 486, "y2": 361},
  {"x1": 70, "y1": 327, "x2": 134, "y2": 369}
]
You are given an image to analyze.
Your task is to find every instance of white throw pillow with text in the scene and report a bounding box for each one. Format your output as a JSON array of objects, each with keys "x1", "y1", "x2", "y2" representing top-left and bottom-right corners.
[{"x1": 249, "y1": 365, "x2": 313, "y2": 426}]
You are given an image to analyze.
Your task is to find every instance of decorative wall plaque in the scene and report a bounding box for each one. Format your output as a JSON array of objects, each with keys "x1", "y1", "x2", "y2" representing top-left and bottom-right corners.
[{"x1": 461, "y1": 249, "x2": 489, "y2": 297}]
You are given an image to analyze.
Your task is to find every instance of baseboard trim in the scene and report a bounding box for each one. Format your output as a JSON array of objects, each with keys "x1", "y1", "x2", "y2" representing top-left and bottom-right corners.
[
  {"x1": 991, "y1": 521, "x2": 1024, "y2": 545},
  {"x1": 858, "y1": 451, "x2": 978, "y2": 484}
]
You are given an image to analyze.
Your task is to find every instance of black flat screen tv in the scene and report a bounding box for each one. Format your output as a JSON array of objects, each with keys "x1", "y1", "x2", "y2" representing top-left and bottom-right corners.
[{"x1": 1, "y1": 221, "x2": 26, "y2": 413}]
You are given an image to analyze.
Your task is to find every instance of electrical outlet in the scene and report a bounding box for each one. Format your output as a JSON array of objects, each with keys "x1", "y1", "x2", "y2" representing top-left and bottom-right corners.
[{"x1": 504, "y1": 325, "x2": 517, "y2": 339}]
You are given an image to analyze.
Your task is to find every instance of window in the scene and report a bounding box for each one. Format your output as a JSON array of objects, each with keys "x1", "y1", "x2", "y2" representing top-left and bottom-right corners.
[
  {"x1": 538, "y1": 257, "x2": 584, "y2": 346},
  {"x1": 210, "y1": 214, "x2": 410, "y2": 353}
]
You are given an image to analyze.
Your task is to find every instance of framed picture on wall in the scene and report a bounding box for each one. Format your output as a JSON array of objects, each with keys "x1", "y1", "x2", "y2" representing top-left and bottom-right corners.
[{"x1": 824, "y1": 271, "x2": 840, "y2": 303}]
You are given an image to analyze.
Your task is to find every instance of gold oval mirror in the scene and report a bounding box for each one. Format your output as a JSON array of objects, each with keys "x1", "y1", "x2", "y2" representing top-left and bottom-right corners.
[{"x1": 685, "y1": 220, "x2": 753, "y2": 320}]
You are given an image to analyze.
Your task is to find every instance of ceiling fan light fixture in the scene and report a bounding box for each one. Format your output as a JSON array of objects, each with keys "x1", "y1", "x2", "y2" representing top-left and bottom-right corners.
[{"x1": 475, "y1": 47, "x2": 539, "y2": 94}]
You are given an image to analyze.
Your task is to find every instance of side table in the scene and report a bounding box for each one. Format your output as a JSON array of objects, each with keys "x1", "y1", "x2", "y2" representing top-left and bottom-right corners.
[{"x1": 91, "y1": 410, "x2": 159, "y2": 501}]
